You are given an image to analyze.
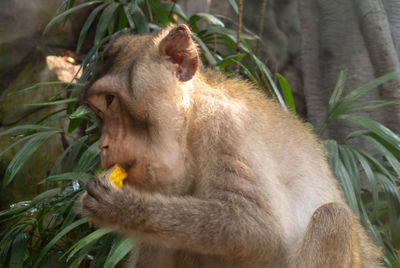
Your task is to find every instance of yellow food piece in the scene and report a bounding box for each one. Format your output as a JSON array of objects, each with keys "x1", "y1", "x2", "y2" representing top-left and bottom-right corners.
[{"x1": 109, "y1": 164, "x2": 127, "y2": 189}]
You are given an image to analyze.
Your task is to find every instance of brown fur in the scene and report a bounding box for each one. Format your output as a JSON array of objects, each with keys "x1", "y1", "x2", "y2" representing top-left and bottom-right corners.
[{"x1": 80, "y1": 24, "x2": 381, "y2": 267}]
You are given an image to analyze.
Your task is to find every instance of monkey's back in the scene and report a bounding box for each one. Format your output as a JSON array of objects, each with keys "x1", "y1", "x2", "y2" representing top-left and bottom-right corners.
[{"x1": 186, "y1": 69, "x2": 374, "y2": 262}]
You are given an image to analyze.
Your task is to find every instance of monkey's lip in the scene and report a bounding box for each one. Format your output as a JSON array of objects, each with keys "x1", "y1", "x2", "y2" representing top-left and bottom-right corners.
[{"x1": 107, "y1": 160, "x2": 136, "y2": 172}]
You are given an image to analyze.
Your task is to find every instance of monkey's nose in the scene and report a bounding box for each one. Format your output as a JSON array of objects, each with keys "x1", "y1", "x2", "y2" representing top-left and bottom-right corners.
[{"x1": 99, "y1": 143, "x2": 109, "y2": 151}]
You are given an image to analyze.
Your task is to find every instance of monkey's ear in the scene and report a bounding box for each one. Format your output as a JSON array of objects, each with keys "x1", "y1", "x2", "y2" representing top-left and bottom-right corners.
[{"x1": 159, "y1": 24, "x2": 199, "y2": 82}]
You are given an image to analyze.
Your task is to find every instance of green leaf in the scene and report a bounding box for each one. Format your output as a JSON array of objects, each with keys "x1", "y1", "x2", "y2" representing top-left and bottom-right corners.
[
  {"x1": 340, "y1": 115, "x2": 400, "y2": 148},
  {"x1": 50, "y1": 135, "x2": 88, "y2": 175},
  {"x1": 56, "y1": 0, "x2": 70, "y2": 13},
  {"x1": 10, "y1": 233, "x2": 27, "y2": 268},
  {"x1": 3, "y1": 130, "x2": 61, "y2": 186},
  {"x1": 228, "y1": 0, "x2": 238, "y2": 14},
  {"x1": 77, "y1": 141, "x2": 101, "y2": 172},
  {"x1": 209, "y1": 26, "x2": 258, "y2": 41},
  {"x1": 0, "y1": 201, "x2": 31, "y2": 217},
  {"x1": 66, "y1": 228, "x2": 113, "y2": 261},
  {"x1": 7, "y1": 81, "x2": 81, "y2": 96},
  {"x1": 191, "y1": 33, "x2": 217, "y2": 65},
  {"x1": 277, "y1": 74, "x2": 296, "y2": 114},
  {"x1": 25, "y1": 98, "x2": 78, "y2": 107},
  {"x1": 0, "y1": 238, "x2": 12, "y2": 266},
  {"x1": 351, "y1": 149, "x2": 379, "y2": 214},
  {"x1": 39, "y1": 172, "x2": 92, "y2": 184},
  {"x1": 117, "y1": 6, "x2": 128, "y2": 30},
  {"x1": 95, "y1": 2, "x2": 120, "y2": 46},
  {"x1": 104, "y1": 237, "x2": 133, "y2": 268},
  {"x1": 67, "y1": 241, "x2": 96, "y2": 268},
  {"x1": 363, "y1": 136, "x2": 400, "y2": 177},
  {"x1": 131, "y1": 8, "x2": 149, "y2": 34},
  {"x1": 216, "y1": 54, "x2": 244, "y2": 68},
  {"x1": 31, "y1": 188, "x2": 61, "y2": 206},
  {"x1": 328, "y1": 70, "x2": 347, "y2": 111},
  {"x1": 77, "y1": 3, "x2": 107, "y2": 53},
  {"x1": 122, "y1": 5, "x2": 136, "y2": 29},
  {"x1": 191, "y1": 13, "x2": 225, "y2": 27},
  {"x1": 68, "y1": 118, "x2": 84, "y2": 134},
  {"x1": 236, "y1": 61, "x2": 261, "y2": 89},
  {"x1": 33, "y1": 218, "x2": 88, "y2": 268},
  {"x1": 0, "y1": 135, "x2": 32, "y2": 159},
  {"x1": 0, "y1": 125, "x2": 60, "y2": 137},
  {"x1": 149, "y1": 0, "x2": 169, "y2": 26},
  {"x1": 44, "y1": 1, "x2": 103, "y2": 35},
  {"x1": 70, "y1": 105, "x2": 91, "y2": 119},
  {"x1": 163, "y1": 2, "x2": 188, "y2": 22},
  {"x1": 64, "y1": 138, "x2": 89, "y2": 172},
  {"x1": 376, "y1": 174, "x2": 400, "y2": 204},
  {"x1": 341, "y1": 71, "x2": 400, "y2": 104}
]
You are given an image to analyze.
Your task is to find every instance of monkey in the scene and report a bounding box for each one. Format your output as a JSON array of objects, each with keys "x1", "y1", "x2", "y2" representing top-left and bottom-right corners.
[{"x1": 80, "y1": 24, "x2": 381, "y2": 267}]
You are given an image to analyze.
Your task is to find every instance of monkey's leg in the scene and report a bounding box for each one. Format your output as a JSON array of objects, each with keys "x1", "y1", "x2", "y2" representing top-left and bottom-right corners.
[{"x1": 289, "y1": 202, "x2": 361, "y2": 268}]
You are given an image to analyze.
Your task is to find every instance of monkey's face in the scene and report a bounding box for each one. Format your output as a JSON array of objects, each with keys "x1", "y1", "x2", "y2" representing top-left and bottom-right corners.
[{"x1": 83, "y1": 25, "x2": 198, "y2": 190}]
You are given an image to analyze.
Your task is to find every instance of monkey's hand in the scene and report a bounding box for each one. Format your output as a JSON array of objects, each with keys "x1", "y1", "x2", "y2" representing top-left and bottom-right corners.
[{"x1": 80, "y1": 175, "x2": 141, "y2": 228}]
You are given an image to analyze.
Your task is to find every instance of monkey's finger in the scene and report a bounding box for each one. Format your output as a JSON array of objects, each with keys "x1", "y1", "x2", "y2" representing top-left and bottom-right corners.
[
  {"x1": 80, "y1": 192, "x2": 98, "y2": 216},
  {"x1": 85, "y1": 178, "x2": 110, "y2": 200}
]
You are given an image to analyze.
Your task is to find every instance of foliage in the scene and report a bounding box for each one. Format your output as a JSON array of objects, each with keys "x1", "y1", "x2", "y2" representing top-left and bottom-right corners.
[
  {"x1": 322, "y1": 71, "x2": 400, "y2": 266},
  {"x1": 0, "y1": 0, "x2": 399, "y2": 267}
]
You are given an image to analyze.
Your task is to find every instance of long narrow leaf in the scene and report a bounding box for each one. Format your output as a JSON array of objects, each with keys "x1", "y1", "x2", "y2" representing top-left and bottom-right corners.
[
  {"x1": 363, "y1": 136, "x2": 400, "y2": 177},
  {"x1": 31, "y1": 188, "x2": 61, "y2": 206},
  {"x1": 7, "y1": 81, "x2": 81, "y2": 96},
  {"x1": 66, "y1": 228, "x2": 113, "y2": 261},
  {"x1": 341, "y1": 71, "x2": 400, "y2": 104},
  {"x1": 77, "y1": 3, "x2": 107, "y2": 53},
  {"x1": 0, "y1": 238, "x2": 12, "y2": 266},
  {"x1": 77, "y1": 141, "x2": 101, "y2": 172},
  {"x1": 3, "y1": 130, "x2": 61, "y2": 186},
  {"x1": 191, "y1": 33, "x2": 217, "y2": 65},
  {"x1": 104, "y1": 238, "x2": 133, "y2": 268},
  {"x1": 328, "y1": 70, "x2": 347, "y2": 110},
  {"x1": 340, "y1": 114, "x2": 400, "y2": 146},
  {"x1": 95, "y1": 3, "x2": 120, "y2": 46},
  {"x1": 0, "y1": 125, "x2": 60, "y2": 137},
  {"x1": 351, "y1": 149, "x2": 379, "y2": 214},
  {"x1": 228, "y1": 0, "x2": 238, "y2": 14},
  {"x1": 10, "y1": 233, "x2": 27, "y2": 268},
  {"x1": 25, "y1": 98, "x2": 77, "y2": 107},
  {"x1": 33, "y1": 218, "x2": 88, "y2": 268},
  {"x1": 39, "y1": 172, "x2": 92, "y2": 184},
  {"x1": 149, "y1": 0, "x2": 169, "y2": 26},
  {"x1": 277, "y1": 74, "x2": 296, "y2": 114},
  {"x1": 43, "y1": 1, "x2": 103, "y2": 35}
]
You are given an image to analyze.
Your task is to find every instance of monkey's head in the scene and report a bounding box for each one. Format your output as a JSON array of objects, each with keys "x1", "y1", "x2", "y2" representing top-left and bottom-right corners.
[{"x1": 82, "y1": 25, "x2": 199, "y2": 189}]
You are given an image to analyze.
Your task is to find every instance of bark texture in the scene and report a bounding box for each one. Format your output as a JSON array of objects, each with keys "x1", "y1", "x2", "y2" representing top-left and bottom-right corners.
[{"x1": 299, "y1": 0, "x2": 399, "y2": 140}]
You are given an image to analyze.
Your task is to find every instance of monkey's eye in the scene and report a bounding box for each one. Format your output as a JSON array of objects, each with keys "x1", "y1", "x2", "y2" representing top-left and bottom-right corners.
[{"x1": 105, "y1": 94, "x2": 115, "y2": 107}]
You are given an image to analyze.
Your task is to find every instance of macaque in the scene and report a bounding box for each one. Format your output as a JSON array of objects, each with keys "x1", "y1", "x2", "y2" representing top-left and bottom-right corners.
[{"x1": 80, "y1": 24, "x2": 381, "y2": 267}]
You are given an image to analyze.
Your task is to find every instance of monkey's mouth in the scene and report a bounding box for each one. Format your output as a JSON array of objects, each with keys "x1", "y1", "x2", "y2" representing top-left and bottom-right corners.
[
  {"x1": 120, "y1": 160, "x2": 136, "y2": 171},
  {"x1": 105, "y1": 160, "x2": 136, "y2": 171}
]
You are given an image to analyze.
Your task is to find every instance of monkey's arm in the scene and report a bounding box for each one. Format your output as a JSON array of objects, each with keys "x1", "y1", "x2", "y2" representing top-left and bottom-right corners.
[{"x1": 81, "y1": 174, "x2": 284, "y2": 261}]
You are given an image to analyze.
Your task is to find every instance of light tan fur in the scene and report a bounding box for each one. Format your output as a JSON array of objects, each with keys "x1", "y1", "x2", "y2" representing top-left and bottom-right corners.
[{"x1": 80, "y1": 25, "x2": 381, "y2": 267}]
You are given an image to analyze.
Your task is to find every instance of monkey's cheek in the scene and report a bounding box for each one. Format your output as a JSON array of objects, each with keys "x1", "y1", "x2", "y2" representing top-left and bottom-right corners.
[{"x1": 124, "y1": 162, "x2": 145, "y2": 184}]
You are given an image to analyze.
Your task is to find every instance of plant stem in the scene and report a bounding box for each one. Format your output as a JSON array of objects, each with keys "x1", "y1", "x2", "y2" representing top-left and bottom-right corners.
[{"x1": 235, "y1": 0, "x2": 243, "y2": 75}]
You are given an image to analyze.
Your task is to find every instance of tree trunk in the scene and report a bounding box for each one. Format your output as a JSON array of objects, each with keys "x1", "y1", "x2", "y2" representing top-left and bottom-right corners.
[{"x1": 355, "y1": 0, "x2": 400, "y2": 132}]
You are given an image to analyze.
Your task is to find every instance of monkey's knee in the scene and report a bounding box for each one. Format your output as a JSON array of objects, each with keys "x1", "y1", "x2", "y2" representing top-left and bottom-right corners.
[{"x1": 291, "y1": 202, "x2": 358, "y2": 268}]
